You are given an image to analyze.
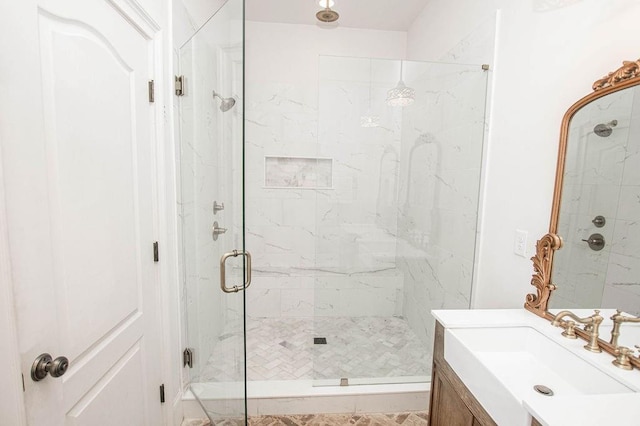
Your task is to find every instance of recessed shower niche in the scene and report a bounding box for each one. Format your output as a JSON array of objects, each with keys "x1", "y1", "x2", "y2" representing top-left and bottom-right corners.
[{"x1": 264, "y1": 156, "x2": 333, "y2": 189}]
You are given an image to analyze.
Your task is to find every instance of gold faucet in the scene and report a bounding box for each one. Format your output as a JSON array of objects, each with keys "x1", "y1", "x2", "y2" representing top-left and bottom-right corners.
[
  {"x1": 609, "y1": 310, "x2": 640, "y2": 348},
  {"x1": 551, "y1": 310, "x2": 603, "y2": 353}
]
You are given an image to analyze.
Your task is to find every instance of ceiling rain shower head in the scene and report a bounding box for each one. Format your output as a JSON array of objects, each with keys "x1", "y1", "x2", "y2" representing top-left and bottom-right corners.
[
  {"x1": 212, "y1": 90, "x2": 236, "y2": 112},
  {"x1": 593, "y1": 120, "x2": 618, "y2": 137},
  {"x1": 316, "y1": 0, "x2": 339, "y2": 22}
]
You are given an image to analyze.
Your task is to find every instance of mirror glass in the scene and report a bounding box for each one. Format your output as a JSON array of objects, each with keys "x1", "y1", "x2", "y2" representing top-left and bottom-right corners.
[{"x1": 549, "y1": 84, "x2": 640, "y2": 316}]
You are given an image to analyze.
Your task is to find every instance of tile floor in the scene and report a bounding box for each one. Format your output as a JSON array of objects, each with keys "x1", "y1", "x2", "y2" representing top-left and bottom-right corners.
[
  {"x1": 183, "y1": 412, "x2": 429, "y2": 426},
  {"x1": 198, "y1": 316, "x2": 430, "y2": 382}
]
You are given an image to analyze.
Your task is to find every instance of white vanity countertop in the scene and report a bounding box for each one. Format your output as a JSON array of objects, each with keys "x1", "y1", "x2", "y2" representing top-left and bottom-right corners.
[{"x1": 432, "y1": 309, "x2": 640, "y2": 426}]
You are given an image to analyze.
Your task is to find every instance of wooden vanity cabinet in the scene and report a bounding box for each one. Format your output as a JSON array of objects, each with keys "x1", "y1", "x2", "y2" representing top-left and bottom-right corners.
[
  {"x1": 429, "y1": 321, "x2": 545, "y2": 426},
  {"x1": 428, "y1": 322, "x2": 497, "y2": 426}
]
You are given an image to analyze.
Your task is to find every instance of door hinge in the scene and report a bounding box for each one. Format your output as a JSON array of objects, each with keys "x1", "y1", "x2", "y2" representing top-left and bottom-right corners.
[
  {"x1": 159, "y1": 384, "x2": 165, "y2": 403},
  {"x1": 148, "y1": 80, "x2": 155, "y2": 103},
  {"x1": 153, "y1": 241, "x2": 159, "y2": 262},
  {"x1": 183, "y1": 347, "x2": 194, "y2": 368},
  {"x1": 175, "y1": 75, "x2": 185, "y2": 96},
  {"x1": 21, "y1": 374, "x2": 25, "y2": 392}
]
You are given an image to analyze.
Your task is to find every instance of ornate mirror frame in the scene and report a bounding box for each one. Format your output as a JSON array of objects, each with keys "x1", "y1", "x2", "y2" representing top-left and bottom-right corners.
[{"x1": 525, "y1": 58, "x2": 640, "y2": 321}]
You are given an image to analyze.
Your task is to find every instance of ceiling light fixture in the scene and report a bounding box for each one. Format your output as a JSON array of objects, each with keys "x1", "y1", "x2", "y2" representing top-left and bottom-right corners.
[{"x1": 386, "y1": 60, "x2": 415, "y2": 107}]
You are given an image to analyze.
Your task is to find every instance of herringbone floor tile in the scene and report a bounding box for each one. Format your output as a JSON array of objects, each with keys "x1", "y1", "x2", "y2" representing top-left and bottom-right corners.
[{"x1": 198, "y1": 316, "x2": 430, "y2": 382}]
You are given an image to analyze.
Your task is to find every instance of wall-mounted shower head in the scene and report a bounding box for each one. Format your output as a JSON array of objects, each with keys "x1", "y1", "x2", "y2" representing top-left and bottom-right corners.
[
  {"x1": 593, "y1": 120, "x2": 618, "y2": 137},
  {"x1": 212, "y1": 90, "x2": 236, "y2": 112}
]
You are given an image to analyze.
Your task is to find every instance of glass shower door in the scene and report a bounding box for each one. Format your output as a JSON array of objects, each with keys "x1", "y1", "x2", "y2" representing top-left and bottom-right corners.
[
  {"x1": 178, "y1": 0, "x2": 246, "y2": 423},
  {"x1": 314, "y1": 56, "x2": 489, "y2": 386}
]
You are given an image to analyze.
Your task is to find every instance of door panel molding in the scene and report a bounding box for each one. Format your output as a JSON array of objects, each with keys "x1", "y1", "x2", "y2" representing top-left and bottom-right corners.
[
  {"x1": 106, "y1": 0, "x2": 161, "y2": 38},
  {"x1": 61, "y1": 312, "x2": 144, "y2": 413},
  {"x1": 66, "y1": 342, "x2": 147, "y2": 423}
]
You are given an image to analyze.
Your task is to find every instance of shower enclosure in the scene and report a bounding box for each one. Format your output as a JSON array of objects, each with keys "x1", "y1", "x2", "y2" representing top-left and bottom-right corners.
[
  {"x1": 177, "y1": 0, "x2": 246, "y2": 422},
  {"x1": 177, "y1": 2, "x2": 488, "y2": 421},
  {"x1": 243, "y1": 55, "x2": 488, "y2": 387}
]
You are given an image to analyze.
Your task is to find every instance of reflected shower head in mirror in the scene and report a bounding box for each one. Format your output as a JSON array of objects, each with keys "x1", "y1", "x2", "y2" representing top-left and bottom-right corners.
[
  {"x1": 212, "y1": 90, "x2": 236, "y2": 112},
  {"x1": 593, "y1": 119, "x2": 617, "y2": 137},
  {"x1": 414, "y1": 133, "x2": 436, "y2": 146}
]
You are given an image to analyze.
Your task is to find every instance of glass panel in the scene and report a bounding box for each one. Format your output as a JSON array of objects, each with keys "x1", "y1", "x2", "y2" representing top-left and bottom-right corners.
[
  {"x1": 178, "y1": 0, "x2": 245, "y2": 422},
  {"x1": 313, "y1": 56, "x2": 489, "y2": 385}
]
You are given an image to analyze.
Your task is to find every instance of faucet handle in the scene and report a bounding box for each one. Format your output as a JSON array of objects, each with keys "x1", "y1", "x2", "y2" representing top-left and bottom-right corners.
[
  {"x1": 561, "y1": 320, "x2": 578, "y2": 339},
  {"x1": 616, "y1": 346, "x2": 632, "y2": 355},
  {"x1": 612, "y1": 346, "x2": 634, "y2": 370}
]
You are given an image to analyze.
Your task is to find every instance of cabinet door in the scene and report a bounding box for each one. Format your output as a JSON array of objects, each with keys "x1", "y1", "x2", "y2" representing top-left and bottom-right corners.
[{"x1": 430, "y1": 368, "x2": 475, "y2": 426}]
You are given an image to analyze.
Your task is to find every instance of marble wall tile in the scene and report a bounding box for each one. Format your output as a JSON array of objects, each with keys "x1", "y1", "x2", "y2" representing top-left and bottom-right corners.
[
  {"x1": 550, "y1": 239, "x2": 610, "y2": 310},
  {"x1": 615, "y1": 185, "x2": 640, "y2": 222},
  {"x1": 606, "y1": 252, "x2": 640, "y2": 292},
  {"x1": 602, "y1": 284, "x2": 640, "y2": 316},
  {"x1": 610, "y1": 219, "x2": 640, "y2": 258},
  {"x1": 246, "y1": 287, "x2": 282, "y2": 318},
  {"x1": 315, "y1": 287, "x2": 399, "y2": 317},
  {"x1": 281, "y1": 288, "x2": 315, "y2": 317}
]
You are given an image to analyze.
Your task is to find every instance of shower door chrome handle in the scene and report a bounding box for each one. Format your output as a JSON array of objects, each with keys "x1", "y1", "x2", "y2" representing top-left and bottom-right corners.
[{"x1": 220, "y1": 249, "x2": 252, "y2": 293}]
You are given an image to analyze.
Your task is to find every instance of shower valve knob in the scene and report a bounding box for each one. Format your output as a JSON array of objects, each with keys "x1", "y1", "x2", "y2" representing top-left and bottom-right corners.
[
  {"x1": 581, "y1": 233, "x2": 605, "y2": 251},
  {"x1": 213, "y1": 201, "x2": 225, "y2": 214},
  {"x1": 592, "y1": 215, "x2": 606, "y2": 227},
  {"x1": 212, "y1": 221, "x2": 227, "y2": 241}
]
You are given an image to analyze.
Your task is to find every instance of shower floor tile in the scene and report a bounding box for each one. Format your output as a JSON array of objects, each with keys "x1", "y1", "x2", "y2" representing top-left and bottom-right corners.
[{"x1": 198, "y1": 316, "x2": 430, "y2": 382}]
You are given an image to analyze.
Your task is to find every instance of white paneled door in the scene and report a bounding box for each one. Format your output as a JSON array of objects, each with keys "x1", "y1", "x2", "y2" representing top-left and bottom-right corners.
[{"x1": 0, "y1": 0, "x2": 164, "y2": 424}]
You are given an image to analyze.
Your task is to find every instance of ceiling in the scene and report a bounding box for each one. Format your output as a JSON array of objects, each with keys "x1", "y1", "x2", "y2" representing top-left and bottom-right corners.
[{"x1": 245, "y1": 0, "x2": 431, "y2": 32}]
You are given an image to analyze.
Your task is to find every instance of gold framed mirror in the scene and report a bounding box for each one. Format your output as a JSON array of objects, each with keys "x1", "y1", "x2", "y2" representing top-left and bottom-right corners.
[{"x1": 525, "y1": 59, "x2": 640, "y2": 363}]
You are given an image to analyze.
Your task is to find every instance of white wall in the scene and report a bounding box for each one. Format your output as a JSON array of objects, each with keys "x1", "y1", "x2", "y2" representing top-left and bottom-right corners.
[{"x1": 407, "y1": 0, "x2": 640, "y2": 308}]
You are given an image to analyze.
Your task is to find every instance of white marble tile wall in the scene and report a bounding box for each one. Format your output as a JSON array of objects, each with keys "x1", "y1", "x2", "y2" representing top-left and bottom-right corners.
[{"x1": 244, "y1": 42, "x2": 408, "y2": 319}]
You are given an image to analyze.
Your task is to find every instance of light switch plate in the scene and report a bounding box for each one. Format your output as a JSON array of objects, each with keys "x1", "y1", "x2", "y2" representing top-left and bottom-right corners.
[{"x1": 514, "y1": 229, "x2": 528, "y2": 257}]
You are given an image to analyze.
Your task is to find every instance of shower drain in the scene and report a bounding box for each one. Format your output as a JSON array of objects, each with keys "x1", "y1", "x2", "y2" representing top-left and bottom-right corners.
[
  {"x1": 314, "y1": 337, "x2": 327, "y2": 344},
  {"x1": 533, "y1": 385, "x2": 554, "y2": 396}
]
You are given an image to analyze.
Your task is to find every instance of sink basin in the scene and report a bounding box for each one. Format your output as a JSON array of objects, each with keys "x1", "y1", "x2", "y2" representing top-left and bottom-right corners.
[{"x1": 445, "y1": 326, "x2": 634, "y2": 426}]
